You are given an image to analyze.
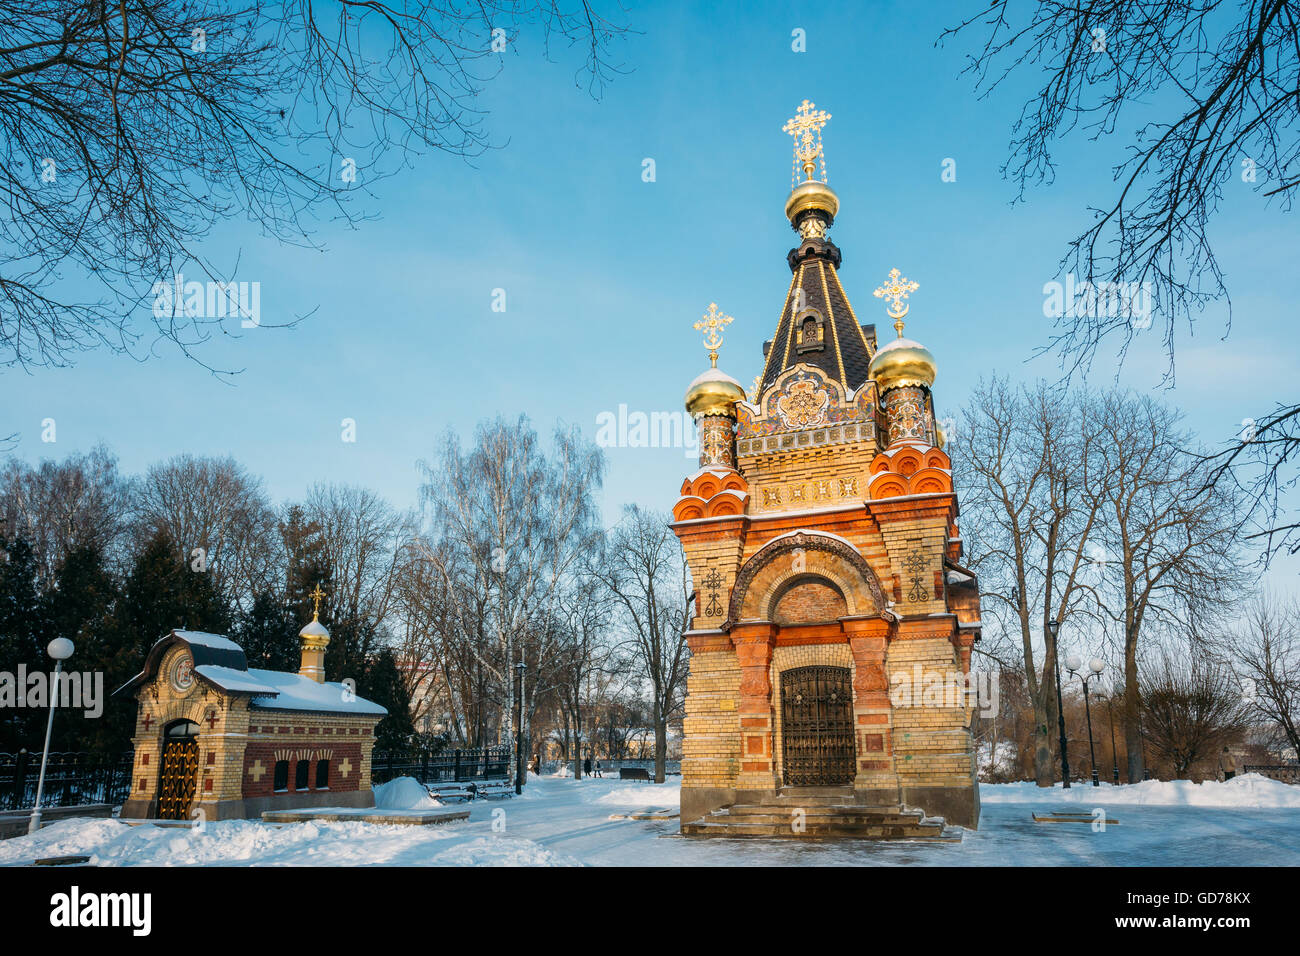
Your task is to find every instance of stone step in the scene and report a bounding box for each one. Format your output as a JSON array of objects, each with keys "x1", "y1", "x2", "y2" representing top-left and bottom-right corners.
[
  {"x1": 763, "y1": 794, "x2": 865, "y2": 807},
  {"x1": 682, "y1": 801, "x2": 958, "y2": 840},
  {"x1": 723, "y1": 806, "x2": 923, "y2": 825},
  {"x1": 680, "y1": 818, "x2": 958, "y2": 840}
]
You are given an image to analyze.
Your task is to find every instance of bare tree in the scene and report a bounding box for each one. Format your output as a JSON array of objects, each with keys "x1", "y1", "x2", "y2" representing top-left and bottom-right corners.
[
  {"x1": 1090, "y1": 391, "x2": 1248, "y2": 781},
  {"x1": 0, "y1": 0, "x2": 630, "y2": 372},
  {"x1": 414, "y1": 416, "x2": 604, "y2": 780},
  {"x1": 1141, "y1": 648, "x2": 1247, "y2": 778},
  {"x1": 130, "y1": 453, "x2": 279, "y2": 610},
  {"x1": 0, "y1": 443, "x2": 126, "y2": 582},
  {"x1": 552, "y1": 554, "x2": 615, "y2": 779},
  {"x1": 942, "y1": 1, "x2": 1300, "y2": 558},
  {"x1": 1212, "y1": 592, "x2": 1300, "y2": 760},
  {"x1": 593, "y1": 504, "x2": 690, "y2": 784},
  {"x1": 952, "y1": 378, "x2": 1109, "y2": 785}
]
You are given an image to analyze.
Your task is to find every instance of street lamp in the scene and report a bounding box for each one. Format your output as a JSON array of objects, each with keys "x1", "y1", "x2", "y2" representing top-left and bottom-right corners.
[
  {"x1": 1104, "y1": 681, "x2": 1122, "y2": 785},
  {"x1": 1047, "y1": 620, "x2": 1069, "y2": 788},
  {"x1": 1066, "y1": 654, "x2": 1106, "y2": 787},
  {"x1": 29, "y1": 637, "x2": 74, "y2": 835},
  {"x1": 514, "y1": 659, "x2": 525, "y2": 796}
]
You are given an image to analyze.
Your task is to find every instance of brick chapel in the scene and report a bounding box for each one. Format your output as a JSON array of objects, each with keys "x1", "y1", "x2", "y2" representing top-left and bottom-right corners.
[
  {"x1": 115, "y1": 594, "x2": 386, "y2": 821},
  {"x1": 674, "y1": 101, "x2": 983, "y2": 831}
]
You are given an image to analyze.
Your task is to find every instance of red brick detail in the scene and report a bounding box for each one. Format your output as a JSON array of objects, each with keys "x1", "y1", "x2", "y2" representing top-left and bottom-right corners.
[
  {"x1": 860, "y1": 760, "x2": 890, "y2": 770},
  {"x1": 740, "y1": 717, "x2": 768, "y2": 728},
  {"x1": 746, "y1": 736, "x2": 765, "y2": 755},
  {"x1": 204, "y1": 778, "x2": 213, "y2": 792},
  {"x1": 860, "y1": 734, "x2": 884, "y2": 751},
  {"x1": 741, "y1": 762, "x2": 770, "y2": 772},
  {"x1": 773, "y1": 579, "x2": 847, "y2": 625},
  {"x1": 240, "y1": 740, "x2": 365, "y2": 798},
  {"x1": 857, "y1": 714, "x2": 888, "y2": 724}
]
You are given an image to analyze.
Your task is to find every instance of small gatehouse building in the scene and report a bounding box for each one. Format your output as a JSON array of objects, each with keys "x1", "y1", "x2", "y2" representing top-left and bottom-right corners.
[{"x1": 115, "y1": 600, "x2": 386, "y2": 821}]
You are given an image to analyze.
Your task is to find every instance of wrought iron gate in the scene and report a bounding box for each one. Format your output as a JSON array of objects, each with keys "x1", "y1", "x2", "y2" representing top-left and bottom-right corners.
[
  {"x1": 780, "y1": 665, "x2": 855, "y2": 787},
  {"x1": 157, "y1": 737, "x2": 199, "y2": 820}
]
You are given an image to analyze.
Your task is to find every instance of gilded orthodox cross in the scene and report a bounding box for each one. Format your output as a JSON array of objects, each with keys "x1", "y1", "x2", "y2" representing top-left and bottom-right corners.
[
  {"x1": 702, "y1": 567, "x2": 724, "y2": 618},
  {"x1": 309, "y1": 583, "x2": 326, "y2": 617},
  {"x1": 782, "y1": 99, "x2": 831, "y2": 185},
  {"x1": 873, "y1": 267, "x2": 920, "y2": 337},
  {"x1": 694, "y1": 302, "x2": 734, "y2": 368}
]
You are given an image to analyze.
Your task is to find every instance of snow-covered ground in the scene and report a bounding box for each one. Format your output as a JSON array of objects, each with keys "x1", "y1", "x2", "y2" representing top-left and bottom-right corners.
[{"x1": 2, "y1": 773, "x2": 1297, "y2": 867}]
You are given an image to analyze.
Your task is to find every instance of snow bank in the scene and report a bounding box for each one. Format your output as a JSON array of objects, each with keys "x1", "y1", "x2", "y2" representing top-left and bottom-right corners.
[
  {"x1": 373, "y1": 777, "x2": 442, "y2": 810},
  {"x1": 592, "y1": 781, "x2": 682, "y2": 807},
  {"x1": 981, "y1": 773, "x2": 1300, "y2": 808},
  {"x1": 427, "y1": 836, "x2": 581, "y2": 867}
]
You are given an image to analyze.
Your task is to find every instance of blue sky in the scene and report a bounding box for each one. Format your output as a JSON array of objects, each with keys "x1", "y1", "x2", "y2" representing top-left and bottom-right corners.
[{"x1": 3, "y1": 0, "x2": 1296, "y2": 585}]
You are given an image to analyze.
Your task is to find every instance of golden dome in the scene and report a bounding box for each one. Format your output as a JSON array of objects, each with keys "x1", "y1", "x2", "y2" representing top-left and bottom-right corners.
[
  {"x1": 685, "y1": 367, "x2": 746, "y2": 418},
  {"x1": 869, "y1": 335, "x2": 937, "y2": 393},
  {"x1": 784, "y1": 179, "x2": 839, "y2": 225}
]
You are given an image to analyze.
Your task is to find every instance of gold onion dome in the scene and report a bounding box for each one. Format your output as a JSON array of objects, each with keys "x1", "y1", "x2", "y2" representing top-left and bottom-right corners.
[
  {"x1": 781, "y1": 100, "x2": 838, "y2": 229},
  {"x1": 869, "y1": 335, "x2": 937, "y2": 392},
  {"x1": 685, "y1": 366, "x2": 746, "y2": 418},
  {"x1": 869, "y1": 267, "x2": 936, "y2": 392},
  {"x1": 785, "y1": 179, "x2": 839, "y2": 225},
  {"x1": 686, "y1": 302, "x2": 745, "y2": 417}
]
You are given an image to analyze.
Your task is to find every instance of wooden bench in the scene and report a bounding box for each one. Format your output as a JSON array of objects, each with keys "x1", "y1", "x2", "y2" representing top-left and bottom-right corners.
[
  {"x1": 425, "y1": 780, "x2": 515, "y2": 802},
  {"x1": 619, "y1": 767, "x2": 653, "y2": 782}
]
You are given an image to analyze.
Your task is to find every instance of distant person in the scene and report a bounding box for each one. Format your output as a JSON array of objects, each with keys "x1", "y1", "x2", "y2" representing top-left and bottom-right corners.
[
  {"x1": 1219, "y1": 747, "x2": 1237, "y2": 781},
  {"x1": 594, "y1": 759, "x2": 603, "y2": 778},
  {"x1": 583, "y1": 756, "x2": 592, "y2": 777}
]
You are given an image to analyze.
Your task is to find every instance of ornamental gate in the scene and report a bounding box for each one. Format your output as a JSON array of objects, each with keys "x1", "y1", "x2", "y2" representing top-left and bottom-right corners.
[
  {"x1": 157, "y1": 720, "x2": 199, "y2": 820},
  {"x1": 780, "y1": 666, "x2": 855, "y2": 787}
]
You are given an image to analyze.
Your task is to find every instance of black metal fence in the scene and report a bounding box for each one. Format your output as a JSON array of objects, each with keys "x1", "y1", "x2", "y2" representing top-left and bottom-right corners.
[
  {"x1": 0, "y1": 750, "x2": 134, "y2": 811},
  {"x1": 370, "y1": 747, "x2": 512, "y2": 786}
]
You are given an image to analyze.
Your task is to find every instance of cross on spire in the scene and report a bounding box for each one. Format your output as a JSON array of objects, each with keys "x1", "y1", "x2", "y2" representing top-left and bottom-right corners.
[
  {"x1": 309, "y1": 583, "x2": 326, "y2": 618},
  {"x1": 693, "y1": 302, "x2": 734, "y2": 368},
  {"x1": 782, "y1": 99, "x2": 832, "y2": 185},
  {"x1": 873, "y1": 267, "x2": 920, "y2": 336}
]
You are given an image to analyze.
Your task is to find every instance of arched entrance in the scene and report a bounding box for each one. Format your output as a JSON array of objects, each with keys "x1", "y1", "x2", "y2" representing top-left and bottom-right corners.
[
  {"x1": 779, "y1": 665, "x2": 855, "y2": 786},
  {"x1": 157, "y1": 719, "x2": 200, "y2": 819}
]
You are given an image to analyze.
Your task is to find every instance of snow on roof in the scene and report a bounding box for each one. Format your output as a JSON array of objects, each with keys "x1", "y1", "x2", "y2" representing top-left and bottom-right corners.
[
  {"x1": 194, "y1": 665, "x2": 278, "y2": 695},
  {"x1": 192, "y1": 664, "x2": 387, "y2": 716},
  {"x1": 172, "y1": 630, "x2": 245, "y2": 653},
  {"x1": 246, "y1": 667, "x2": 387, "y2": 716}
]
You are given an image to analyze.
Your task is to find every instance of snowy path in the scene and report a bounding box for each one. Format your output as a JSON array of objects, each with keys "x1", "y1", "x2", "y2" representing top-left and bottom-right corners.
[{"x1": 2, "y1": 774, "x2": 1297, "y2": 866}]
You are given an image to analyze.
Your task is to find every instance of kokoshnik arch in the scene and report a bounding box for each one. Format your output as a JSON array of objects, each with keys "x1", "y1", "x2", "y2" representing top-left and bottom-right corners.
[{"x1": 673, "y1": 100, "x2": 983, "y2": 832}]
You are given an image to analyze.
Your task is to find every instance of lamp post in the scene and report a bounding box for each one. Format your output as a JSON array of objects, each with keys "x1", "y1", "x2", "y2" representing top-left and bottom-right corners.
[
  {"x1": 1104, "y1": 683, "x2": 1121, "y2": 785},
  {"x1": 1066, "y1": 655, "x2": 1106, "y2": 787},
  {"x1": 29, "y1": 638, "x2": 75, "y2": 835},
  {"x1": 1047, "y1": 620, "x2": 1069, "y2": 788},
  {"x1": 514, "y1": 659, "x2": 525, "y2": 796}
]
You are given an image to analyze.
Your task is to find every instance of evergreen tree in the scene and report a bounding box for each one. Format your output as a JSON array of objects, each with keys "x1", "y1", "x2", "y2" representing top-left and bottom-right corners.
[
  {"x1": 360, "y1": 648, "x2": 415, "y2": 753},
  {"x1": 43, "y1": 544, "x2": 121, "y2": 751},
  {"x1": 237, "y1": 590, "x2": 299, "y2": 672},
  {"x1": 0, "y1": 535, "x2": 47, "y2": 750}
]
